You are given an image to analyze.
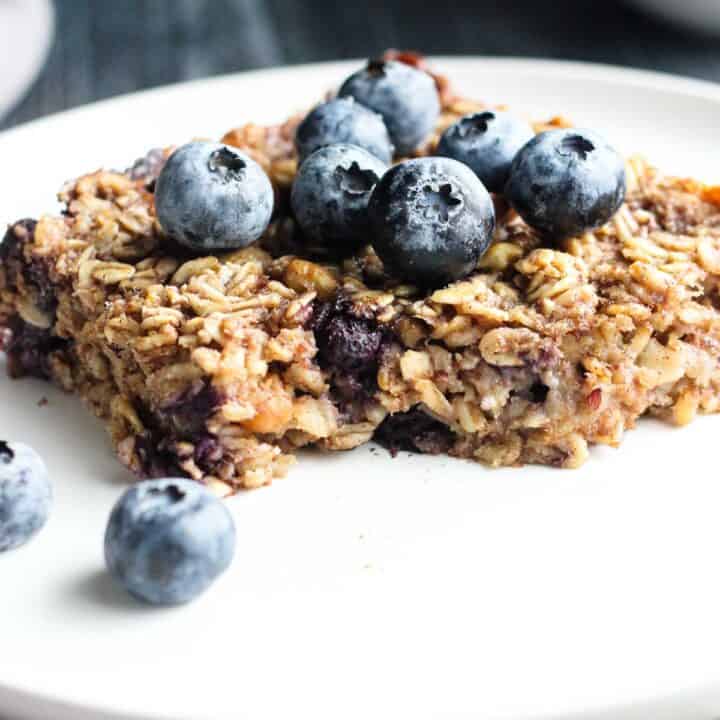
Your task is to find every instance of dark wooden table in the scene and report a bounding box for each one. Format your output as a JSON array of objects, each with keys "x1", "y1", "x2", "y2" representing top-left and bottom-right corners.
[{"x1": 4, "y1": 0, "x2": 720, "y2": 131}]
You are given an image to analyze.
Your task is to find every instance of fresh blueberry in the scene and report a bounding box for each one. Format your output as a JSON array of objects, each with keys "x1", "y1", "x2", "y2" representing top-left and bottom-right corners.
[
  {"x1": 104, "y1": 478, "x2": 236, "y2": 605},
  {"x1": 437, "y1": 111, "x2": 534, "y2": 193},
  {"x1": 291, "y1": 143, "x2": 387, "y2": 257},
  {"x1": 155, "y1": 141, "x2": 274, "y2": 253},
  {"x1": 339, "y1": 60, "x2": 440, "y2": 156},
  {"x1": 505, "y1": 128, "x2": 626, "y2": 239},
  {"x1": 368, "y1": 157, "x2": 495, "y2": 288},
  {"x1": 295, "y1": 98, "x2": 393, "y2": 164},
  {"x1": 0, "y1": 441, "x2": 52, "y2": 552}
]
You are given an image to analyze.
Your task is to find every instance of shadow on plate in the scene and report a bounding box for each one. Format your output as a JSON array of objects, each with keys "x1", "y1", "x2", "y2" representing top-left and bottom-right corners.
[{"x1": 65, "y1": 568, "x2": 163, "y2": 613}]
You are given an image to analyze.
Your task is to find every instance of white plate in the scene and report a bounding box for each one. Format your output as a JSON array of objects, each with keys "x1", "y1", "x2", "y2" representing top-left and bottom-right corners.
[
  {"x1": 0, "y1": 0, "x2": 54, "y2": 119},
  {"x1": 2, "y1": 58, "x2": 720, "y2": 720}
]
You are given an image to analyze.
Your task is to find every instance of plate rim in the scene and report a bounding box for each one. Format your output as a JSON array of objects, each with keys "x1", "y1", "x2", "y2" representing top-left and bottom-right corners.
[{"x1": 2, "y1": 55, "x2": 720, "y2": 143}]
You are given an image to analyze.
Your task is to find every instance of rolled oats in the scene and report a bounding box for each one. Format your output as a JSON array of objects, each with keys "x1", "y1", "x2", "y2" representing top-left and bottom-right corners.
[{"x1": 3, "y1": 72, "x2": 720, "y2": 495}]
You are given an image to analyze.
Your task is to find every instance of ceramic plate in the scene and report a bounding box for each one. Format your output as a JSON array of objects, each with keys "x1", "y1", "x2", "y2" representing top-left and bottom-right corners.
[{"x1": 2, "y1": 58, "x2": 720, "y2": 720}]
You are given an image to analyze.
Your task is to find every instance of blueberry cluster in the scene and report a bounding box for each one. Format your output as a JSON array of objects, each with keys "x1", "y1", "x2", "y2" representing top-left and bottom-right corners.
[
  {"x1": 289, "y1": 58, "x2": 625, "y2": 287},
  {"x1": 153, "y1": 56, "x2": 626, "y2": 288},
  {"x1": 0, "y1": 437, "x2": 236, "y2": 606}
]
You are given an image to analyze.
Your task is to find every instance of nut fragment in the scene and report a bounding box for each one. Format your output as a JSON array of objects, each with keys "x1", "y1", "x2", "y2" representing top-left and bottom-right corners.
[
  {"x1": 399, "y1": 350, "x2": 433, "y2": 381},
  {"x1": 172, "y1": 257, "x2": 221, "y2": 285},
  {"x1": 291, "y1": 397, "x2": 338, "y2": 438},
  {"x1": 16, "y1": 297, "x2": 52, "y2": 329},
  {"x1": 637, "y1": 338, "x2": 686, "y2": 386},
  {"x1": 92, "y1": 262, "x2": 135, "y2": 285},
  {"x1": 243, "y1": 393, "x2": 294, "y2": 434},
  {"x1": 477, "y1": 242, "x2": 522, "y2": 271},
  {"x1": 284, "y1": 258, "x2": 338, "y2": 300},
  {"x1": 415, "y1": 378, "x2": 454, "y2": 420},
  {"x1": 479, "y1": 327, "x2": 541, "y2": 367}
]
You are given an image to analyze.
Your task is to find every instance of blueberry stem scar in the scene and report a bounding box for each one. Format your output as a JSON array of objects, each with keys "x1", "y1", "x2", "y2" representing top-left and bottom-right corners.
[
  {"x1": 0, "y1": 441, "x2": 13, "y2": 462},
  {"x1": 208, "y1": 147, "x2": 247, "y2": 181},
  {"x1": 560, "y1": 134, "x2": 595, "y2": 160}
]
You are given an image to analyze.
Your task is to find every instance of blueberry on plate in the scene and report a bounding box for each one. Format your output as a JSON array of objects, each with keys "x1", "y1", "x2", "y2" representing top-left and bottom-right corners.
[
  {"x1": 295, "y1": 97, "x2": 393, "y2": 164},
  {"x1": 338, "y1": 60, "x2": 440, "y2": 156},
  {"x1": 104, "y1": 478, "x2": 236, "y2": 606},
  {"x1": 505, "y1": 128, "x2": 626, "y2": 239},
  {"x1": 155, "y1": 141, "x2": 274, "y2": 253},
  {"x1": 437, "y1": 110, "x2": 535, "y2": 193},
  {"x1": 291, "y1": 143, "x2": 387, "y2": 257},
  {"x1": 0, "y1": 441, "x2": 52, "y2": 552},
  {"x1": 368, "y1": 157, "x2": 495, "y2": 288}
]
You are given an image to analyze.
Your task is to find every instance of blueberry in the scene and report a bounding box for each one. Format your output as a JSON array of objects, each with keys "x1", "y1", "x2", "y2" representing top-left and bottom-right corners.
[
  {"x1": 368, "y1": 157, "x2": 495, "y2": 288},
  {"x1": 291, "y1": 143, "x2": 387, "y2": 257},
  {"x1": 505, "y1": 128, "x2": 626, "y2": 239},
  {"x1": 437, "y1": 111, "x2": 534, "y2": 193},
  {"x1": 339, "y1": 60, "x2": 440, "y2": 156},
  {"x1": 104, "y1": 478, "x2": 236, "y2": 605},
  {"x1": 155, "y1": 141, "x2": 274, "y2": 253},
  {"x1": 0, "y1": 441, "x2": 52, "y2": 552},
  {"x1": 295, "y1": 98, "x2": 393, "y2": 164}
]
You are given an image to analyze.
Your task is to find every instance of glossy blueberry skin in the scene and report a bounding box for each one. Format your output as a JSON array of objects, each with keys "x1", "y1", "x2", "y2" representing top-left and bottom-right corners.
[
  {"x1": 104, "y1": 478, "x2": 236, "y2": 606},
  {"x1": 155, "y1": 141, "x2": 274, "y2": 253},
  {"x1": 339, "y1": 60, "x2": 440, "y2": 156},
  {"x1": 0, "y1": 441, "x2": 52, "y2": 552},
  {"x1": 295, "y1": 98, "x2": 393, "y2": 164},
  {"x1": 437, "y1": 111, "x2": 535, "y2": 193},
  {"x1": 368, "y1": 157, "x2": 496, "y2": 288},
  {"x1": 505, "y1": 128, "x2": 626, "y2": 239},
  {"x1": 291, "y1": 143, "x2": 387, "y2": 257}
]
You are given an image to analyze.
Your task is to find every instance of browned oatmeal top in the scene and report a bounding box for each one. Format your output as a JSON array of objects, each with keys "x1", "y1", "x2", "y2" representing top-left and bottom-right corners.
[{"x1": 2, "y1": 60, "x2": 720, "y2": 492}]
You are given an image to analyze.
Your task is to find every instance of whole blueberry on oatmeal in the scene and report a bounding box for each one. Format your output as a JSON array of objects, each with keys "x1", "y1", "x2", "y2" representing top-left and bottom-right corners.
[
  {"x1": 104, "y1": 478, "x2": 236, "y2": 605},
  {"x1": 291, "y1": 143, "x2": 387, "y2": 256},
  {"x1": 437, "y1": 110, "x2": 534, "y2": 193},
  {"x1": 155, "y1": 141, "x2": 274, "y2": 252},
  {"x1": 295, "y1": 97, "x2": 394, "y2": 164},
  {"x1": 368, "y1": 157, "x2": 495, "y2": 288},
  {"x1": 0, "y1": 441, "x2": 52, "y2": 552},
  {"x1": 339, "y1": 59, "x2": 440, "y2": 155},
  {"x1": 505, "y1": 128, "x2": 626, "y2": 238}
]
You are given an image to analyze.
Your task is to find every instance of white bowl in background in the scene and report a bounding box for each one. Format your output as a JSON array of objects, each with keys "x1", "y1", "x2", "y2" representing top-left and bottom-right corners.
[
  {"x1": 627, "y1": 0, "x2": 720, "y2": 35},
  {"x1": 0, "y1": 0, "x2": 55, "y2": 119}
]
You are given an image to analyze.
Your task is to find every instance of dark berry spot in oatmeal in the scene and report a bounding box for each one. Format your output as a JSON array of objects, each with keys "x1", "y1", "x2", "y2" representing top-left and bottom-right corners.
[
  {"x1": 374, "y1": 406, "x2": 456, "y2": 456},
  {"x1": 529, "y1": 382, "x2": 549, "y2": 404},
  {"x1": 309, "y1": 295, "x2": 394, "y2": 421},
  {"x1": 133, "y1": 434, "x2": 189, "y2": 480},
  {"x1": 159, "y1": 382, "x2": 223, "y2": 435},
  {"x1": 311, "y1": 296, "x2": 385, "y2": 375},
  {"x1": 127, "y1": 148, "x2": 167, "y2": 187},
  {"x1": 321, "y1": 314, "x2": 382, "y2": 372},
  {"x1": 193, "y1": 434, "x2": 223, "y2": 472},
  {"x1": 0, "y1": 219, "x2": 36, "y2": 261},
  {"x1": 3, "y1": 316, "x2": 69, "y2": 380}
]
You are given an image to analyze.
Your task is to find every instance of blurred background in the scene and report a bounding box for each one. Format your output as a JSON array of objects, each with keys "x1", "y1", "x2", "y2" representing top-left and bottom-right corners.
[{"x1": 2, "y1": 0, "x2": 720, "y2": 131}]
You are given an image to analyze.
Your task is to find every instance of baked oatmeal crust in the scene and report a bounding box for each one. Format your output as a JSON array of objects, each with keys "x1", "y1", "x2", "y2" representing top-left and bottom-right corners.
[{"x1": 2, "y1": 65, "x2": 720, "y2": 492}]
